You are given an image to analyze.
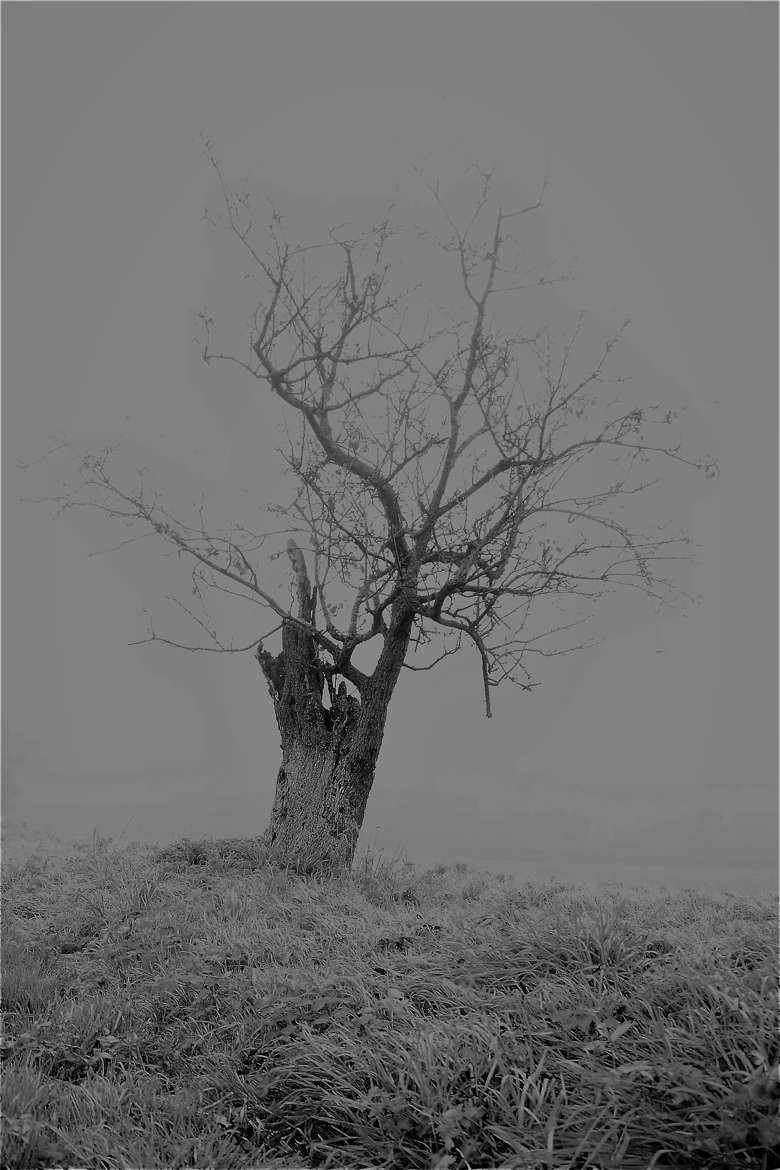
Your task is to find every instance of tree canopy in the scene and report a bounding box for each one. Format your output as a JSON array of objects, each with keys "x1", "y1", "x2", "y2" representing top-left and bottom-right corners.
[{"x1": 53, "y1": 154, "x2": 716, "y2": 719}]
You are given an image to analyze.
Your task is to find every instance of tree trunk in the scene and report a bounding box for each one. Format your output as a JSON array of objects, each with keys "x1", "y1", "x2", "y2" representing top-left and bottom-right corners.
[{"x1": 256, "y1": 606, "x2": 411, "y2": 872}]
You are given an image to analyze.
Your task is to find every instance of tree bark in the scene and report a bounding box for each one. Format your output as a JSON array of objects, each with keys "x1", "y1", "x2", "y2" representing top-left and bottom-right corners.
[{"x1": 256, "y1": 603, "x2": 412, "y2": 872}]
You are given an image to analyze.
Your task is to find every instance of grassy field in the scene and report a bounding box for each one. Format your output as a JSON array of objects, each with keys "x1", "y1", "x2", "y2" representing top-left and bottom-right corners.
[{"x1": 1, "y1": 832, "x2": 778, "y2": 1170}]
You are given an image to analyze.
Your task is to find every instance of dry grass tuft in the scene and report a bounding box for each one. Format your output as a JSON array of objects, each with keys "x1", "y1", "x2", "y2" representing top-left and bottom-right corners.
[{"x1": 2, "y1": 832, "x2": 778, "y2": 1169}]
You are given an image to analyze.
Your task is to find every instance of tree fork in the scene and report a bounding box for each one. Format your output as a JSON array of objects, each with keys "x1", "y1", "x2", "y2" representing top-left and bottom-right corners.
[{"x1": 255, "y1": 541, "x2": 405, "y2": 872}]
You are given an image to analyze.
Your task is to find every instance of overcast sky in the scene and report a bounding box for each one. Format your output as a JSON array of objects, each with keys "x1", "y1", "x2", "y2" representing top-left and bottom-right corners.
[{"x1": 3, "y1": 3, "x2": 776, "y2": 893}]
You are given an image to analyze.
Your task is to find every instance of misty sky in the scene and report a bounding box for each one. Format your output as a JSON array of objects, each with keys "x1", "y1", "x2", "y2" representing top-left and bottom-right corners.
[{"x1": 3, "y1": 4, "x2": 777, "y2": 893}]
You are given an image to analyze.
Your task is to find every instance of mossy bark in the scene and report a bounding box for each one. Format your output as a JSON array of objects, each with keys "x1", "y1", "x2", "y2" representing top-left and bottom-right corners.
[{"x1": 256, "y1": 604, "x2": 412, "y2": 873}]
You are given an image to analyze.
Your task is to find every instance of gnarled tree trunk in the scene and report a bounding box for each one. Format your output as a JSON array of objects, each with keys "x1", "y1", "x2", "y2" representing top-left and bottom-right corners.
[{"x1": 256, "y1": 602, "x2": 412, "y2": 873}]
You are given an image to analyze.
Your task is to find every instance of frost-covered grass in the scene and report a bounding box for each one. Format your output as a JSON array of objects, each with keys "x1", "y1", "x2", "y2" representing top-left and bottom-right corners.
[{"x1": 1, "y1": 832, "x2": 778, "y2": 1169}]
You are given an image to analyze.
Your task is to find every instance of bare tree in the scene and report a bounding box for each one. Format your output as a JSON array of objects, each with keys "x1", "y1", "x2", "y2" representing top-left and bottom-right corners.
[{"x1": 45, "y1": 150, "x2": 716, "y2": 872}]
